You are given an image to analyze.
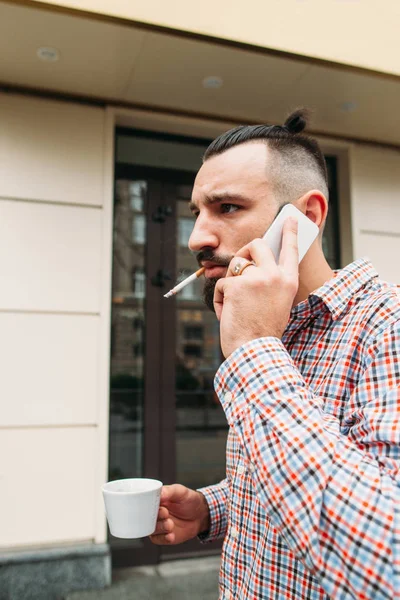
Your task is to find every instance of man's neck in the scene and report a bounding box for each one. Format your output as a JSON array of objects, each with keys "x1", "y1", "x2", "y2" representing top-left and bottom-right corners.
[{"x1": 294, "y1": 246, "x2": 335, "y2": 306}]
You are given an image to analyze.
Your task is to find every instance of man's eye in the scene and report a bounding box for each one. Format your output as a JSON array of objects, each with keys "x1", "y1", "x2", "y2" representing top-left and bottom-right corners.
[{"x1": 221, "y1": 204, "x2": 239, "y2": 214}]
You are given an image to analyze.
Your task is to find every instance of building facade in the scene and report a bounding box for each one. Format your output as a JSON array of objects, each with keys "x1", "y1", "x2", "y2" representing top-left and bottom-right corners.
[{"x1": 1, "y1": 1, "x2": 400, "y2": 598}]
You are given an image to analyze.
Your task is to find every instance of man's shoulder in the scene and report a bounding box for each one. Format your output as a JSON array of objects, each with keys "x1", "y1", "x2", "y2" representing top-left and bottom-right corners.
[
  {"x1": 361, "y1": 276, "x2": 400, "y2": 309},
  {"x1": 351, "y1": 276, "x2": 400, "y2": 334}
]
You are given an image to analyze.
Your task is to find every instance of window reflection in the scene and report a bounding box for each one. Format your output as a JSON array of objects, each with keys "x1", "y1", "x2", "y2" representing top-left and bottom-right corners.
[
  {"x1": 175, "y1": 192, "x2": 228, "y2": 490},
  {"x1": 132, "y1": 267, "x2": 145, "y2": 298},
  {"x1": 132, "y1": 215, "x2": 145, "y2": 244},
  {"x1": 109, "y1": 180, "x2": 147, "y2": 483},
  {"x1": 178, "y1": 218, "x2": 194, "y2": 247}
]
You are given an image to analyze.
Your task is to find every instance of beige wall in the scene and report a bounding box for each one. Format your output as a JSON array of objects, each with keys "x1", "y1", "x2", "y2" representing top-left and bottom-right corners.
[
  {"x1": 0, "y1": 93, "x2": 112, "y2": 548},
  {"x1": 350, "y1": 145, "x2": 400, "y2": 283},
  {"x1": 1, "y1": 92, "x2": 399, "y2": 552},
  {"x1": 33, "y1": 0, "x2": 400, "y2": 76}
]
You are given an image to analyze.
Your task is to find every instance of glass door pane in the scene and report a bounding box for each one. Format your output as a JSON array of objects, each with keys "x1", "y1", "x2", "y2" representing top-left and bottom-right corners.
[
  {"x1": 109, "y1": 175, "x2": 166, "y2": 567},
  {"x1": 109, "y1": 180, "x2": 147, "y2": 483},
  {"x1": 322, "y1": 157, "x2": 340, "y2": 269},
  {"x1": 175, "y1": 186, "x2": 228, "y2": 490}
]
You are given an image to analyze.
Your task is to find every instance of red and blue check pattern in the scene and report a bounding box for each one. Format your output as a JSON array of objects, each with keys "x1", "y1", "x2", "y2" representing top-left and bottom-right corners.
[{"x1": 199, "y1": 259, "x2": 400, "y2": 599}]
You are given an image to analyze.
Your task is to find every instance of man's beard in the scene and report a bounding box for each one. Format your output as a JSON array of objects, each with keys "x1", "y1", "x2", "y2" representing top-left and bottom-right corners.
[{"x1": 202, "y1": 277, "x2": 219, "y2": 312}]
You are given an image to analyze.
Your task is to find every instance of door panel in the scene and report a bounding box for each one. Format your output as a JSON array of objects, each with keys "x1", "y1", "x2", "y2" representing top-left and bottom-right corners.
[
  {"x1": 109, "y1": 179, "x2": 147, "y2": 483},
  {"x1": 109, "y1": 169, "x2": 227, "y2": 567},
  {"x1": 110, "y1": 139, "x2": 340, "y2": 568},
  {"x1": 174, "y1": 185, "x2": 227, "y2": 491},
  {"x1": 109, "y1": 178, "x2": 160, "y2": 564}
]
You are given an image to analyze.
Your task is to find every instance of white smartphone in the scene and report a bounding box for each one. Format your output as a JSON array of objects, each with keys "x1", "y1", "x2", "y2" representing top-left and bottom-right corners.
[{"x1": 262, "y1": 204, "x2": 319, "y2": 263}]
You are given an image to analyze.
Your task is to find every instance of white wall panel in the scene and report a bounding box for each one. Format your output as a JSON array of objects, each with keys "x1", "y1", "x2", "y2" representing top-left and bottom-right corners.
[
  {"x1": 0, "y1": 427, "x2": 97, "y2": 548},
  {"x1": 0, "y1": 313, "x2": 99, "y2": 427},
  {"x1": 0, "y1": 95, "x2": 111, "y2": 550},
  {"x1": 350, "y1": 145, "x2": 400, "y2": 283},
  {"x1": 0, "y1": 199, "x2": 102, "y2": 313},
  {"x1": 0, "y1": 93, "x2": 104, "y2": 206},
  {"x1": 357, "y1": 233, "x2": 400, "y2": 284},
  {"x1": 351, "y1": 146, "x2": 400, "y2": 233}
]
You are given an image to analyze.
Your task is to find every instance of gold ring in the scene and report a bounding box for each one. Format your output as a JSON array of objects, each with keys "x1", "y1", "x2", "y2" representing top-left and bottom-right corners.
[{"x1": 232, "y1": 259, "x2": 254, "y2": 276}]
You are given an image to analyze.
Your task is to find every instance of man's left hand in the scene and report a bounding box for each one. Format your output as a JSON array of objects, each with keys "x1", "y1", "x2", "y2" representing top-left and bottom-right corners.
[{"x1": 214, "y1": 217, "x2": 299, "y2": 358}]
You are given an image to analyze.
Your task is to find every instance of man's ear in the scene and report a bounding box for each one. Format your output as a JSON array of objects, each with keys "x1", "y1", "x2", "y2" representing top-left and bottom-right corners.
[{"x1": 296, "y1": 190, "x2": 328, "y2": 230}]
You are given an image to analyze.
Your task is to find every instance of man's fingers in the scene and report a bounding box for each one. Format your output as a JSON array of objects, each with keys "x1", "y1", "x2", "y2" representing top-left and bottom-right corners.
[
  {"x1": 213, "y1": 278, "x2": 227, "y2": 321},
  {"x1": 235, "y1": 238, "x2": 277, "y2": 270},
  {"x1": 278, "y1": 217, "x2": 299, "y2": 272},
  {"x1": 149, "y1": 531, "x2": 176, "y2": 545},
  {"x1": 152, "y1": 517, "x2": 174, "y2": 536},
  {"x1": 227, "y1": 257, "x2": 255, "y2": 278},
  {"x1": 157, "y1": 506, "x2": 169, "y2": 520}
]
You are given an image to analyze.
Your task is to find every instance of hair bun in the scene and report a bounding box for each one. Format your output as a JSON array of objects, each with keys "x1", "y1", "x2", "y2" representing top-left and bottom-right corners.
[{"x1": 283, "y1": 108, "x2": 310, "y2": 134}]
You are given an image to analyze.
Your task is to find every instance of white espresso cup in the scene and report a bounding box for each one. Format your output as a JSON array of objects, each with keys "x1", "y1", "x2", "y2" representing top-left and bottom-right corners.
[{"x1": 102, "y1": 478, "x2": 163, "y2": 539}]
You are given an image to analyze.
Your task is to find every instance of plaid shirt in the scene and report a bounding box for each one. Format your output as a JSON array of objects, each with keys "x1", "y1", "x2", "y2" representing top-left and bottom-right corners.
[{"x1": 199, "y1": 259, "x2": 400, "y2": 599}]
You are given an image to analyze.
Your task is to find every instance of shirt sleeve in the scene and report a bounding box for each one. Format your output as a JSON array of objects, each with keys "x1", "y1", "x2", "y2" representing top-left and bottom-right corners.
[
  {"x1": 197, "y1": 478, "x2": 230, "y2": 542},
  {"x1": 215, "y1": 329, "x2": 400, "y2": 600}
]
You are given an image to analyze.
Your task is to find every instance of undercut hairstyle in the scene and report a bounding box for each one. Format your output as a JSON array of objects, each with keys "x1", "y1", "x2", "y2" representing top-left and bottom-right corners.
[{"x1": 203, "y1": 109, "x2": 329, "y2": 204}]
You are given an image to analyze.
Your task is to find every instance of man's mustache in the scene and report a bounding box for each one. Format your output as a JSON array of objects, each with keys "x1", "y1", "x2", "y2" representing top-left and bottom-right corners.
[{"x1": 196, "y1": 248, "x2": 232, "y2": 268}]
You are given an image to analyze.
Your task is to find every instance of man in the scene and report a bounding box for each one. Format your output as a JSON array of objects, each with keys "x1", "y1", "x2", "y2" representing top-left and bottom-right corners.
[{"x1": 151, "y1": 110, "x2": 400, "y2": 599}]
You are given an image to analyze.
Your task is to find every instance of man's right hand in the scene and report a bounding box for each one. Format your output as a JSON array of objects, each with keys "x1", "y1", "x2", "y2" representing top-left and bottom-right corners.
[{"x1": 150, "y1": 484, "x2": 210, "y2": 545}]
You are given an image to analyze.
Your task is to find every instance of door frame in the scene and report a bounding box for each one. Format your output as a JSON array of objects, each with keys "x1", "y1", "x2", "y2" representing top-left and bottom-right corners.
[{"x1": 110, "y1": 163, "x2": 224, "y2": 568}]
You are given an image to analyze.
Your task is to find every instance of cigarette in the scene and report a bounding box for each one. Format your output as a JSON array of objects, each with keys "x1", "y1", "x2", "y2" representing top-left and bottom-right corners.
[{"x1": 164, "y1": 267, "x2": 205, "y2": 298}]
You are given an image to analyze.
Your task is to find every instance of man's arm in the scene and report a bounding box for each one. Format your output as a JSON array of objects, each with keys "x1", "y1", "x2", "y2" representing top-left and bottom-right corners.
[{"x1": 216, "y1": 331, "x2": 400, "y2": 599}]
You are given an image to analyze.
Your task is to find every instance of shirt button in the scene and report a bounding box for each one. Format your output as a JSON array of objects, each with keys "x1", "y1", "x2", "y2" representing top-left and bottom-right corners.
[
  {"x1": 249, "y1": 463, "x2": 256, "y2": 474},
  {"x1": 237, "y1": 464, "x2": 245, "y2": 475},
  {"x1": 231, "y1": 527, "x2": 239, "y2": 539},
  {"x1": 224, "y1": 391, "x2": 233, "y2": 403},
  {"x1": 225, "y1": 592, "x2": 232, "y2": 600}
]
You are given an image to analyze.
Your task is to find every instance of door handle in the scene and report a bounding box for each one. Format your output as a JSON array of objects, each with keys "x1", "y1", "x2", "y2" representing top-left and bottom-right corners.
[
  {"x1": 151, "y1": 269, "x2": 172, "y2": 287},
  {"x1": 152, "y1": 205, "x2": 173, "y2": 223}
]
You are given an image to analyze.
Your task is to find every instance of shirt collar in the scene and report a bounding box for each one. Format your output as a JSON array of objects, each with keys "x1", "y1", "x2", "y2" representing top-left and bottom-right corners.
[{"x1": 290, "y1": 257, "x2": 379, "y2": 324}]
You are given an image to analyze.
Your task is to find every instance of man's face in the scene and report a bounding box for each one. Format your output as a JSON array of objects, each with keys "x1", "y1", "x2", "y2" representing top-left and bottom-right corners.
[{"x1": 189, "y1": 142, "x2": 280, "y2": 311}]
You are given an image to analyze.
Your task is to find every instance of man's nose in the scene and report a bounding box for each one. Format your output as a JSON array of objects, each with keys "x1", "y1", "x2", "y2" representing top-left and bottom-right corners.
[{"x1": 188, "y1": 218, "x2": 219, "y2": 252}]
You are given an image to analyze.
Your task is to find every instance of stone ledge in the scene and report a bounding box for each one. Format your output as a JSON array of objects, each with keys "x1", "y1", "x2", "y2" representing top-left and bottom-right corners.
[
  {"x1": 0, "y1": 543, "x2": 111, "y2": 600},
  {"x1": 0, "y1": 543, "x2": 110, "y2": 566}
]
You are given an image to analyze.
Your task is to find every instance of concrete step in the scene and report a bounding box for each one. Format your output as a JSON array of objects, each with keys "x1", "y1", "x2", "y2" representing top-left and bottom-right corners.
[{"x1": 65, "y1": 556, "x2": 220, "y2": 600}]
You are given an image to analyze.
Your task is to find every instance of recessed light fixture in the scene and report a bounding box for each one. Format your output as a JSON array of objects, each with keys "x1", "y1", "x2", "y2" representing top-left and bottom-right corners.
[
  {"x1": 202, "y1": 76, "x2": 223, "y2": 89},
  {"x1": 339, "y1": 101, "x2": 357, "y2": 113},
  {"x1": 37, "y1": 47, "x2": 60, "y2": 62}
]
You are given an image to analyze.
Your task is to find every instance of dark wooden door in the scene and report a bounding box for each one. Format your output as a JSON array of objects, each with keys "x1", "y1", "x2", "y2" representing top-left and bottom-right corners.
[{"x1": 109, "y1": 165, "x2": 227, "y2": 567}]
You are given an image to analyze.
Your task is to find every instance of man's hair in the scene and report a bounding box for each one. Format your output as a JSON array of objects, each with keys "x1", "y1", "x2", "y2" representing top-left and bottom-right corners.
[{"x1": 203, "y1": 109, "x2": 329, "y2": 203}]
